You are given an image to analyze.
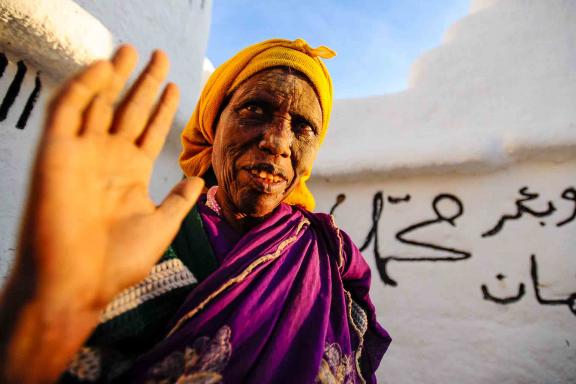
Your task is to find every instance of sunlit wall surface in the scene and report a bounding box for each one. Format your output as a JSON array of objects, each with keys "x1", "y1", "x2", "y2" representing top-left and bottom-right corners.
[
  {"x1": 0, "y1": 0, "x2": 212, "y2": 278},
  {"x1": 311, "y1": 0, "x2": 576, "y2": 382}
]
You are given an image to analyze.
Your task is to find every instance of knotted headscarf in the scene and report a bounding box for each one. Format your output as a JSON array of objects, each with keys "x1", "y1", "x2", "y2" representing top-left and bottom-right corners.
[{"x1": 179, "y1": 38, "x2": 336, "y2": 211}]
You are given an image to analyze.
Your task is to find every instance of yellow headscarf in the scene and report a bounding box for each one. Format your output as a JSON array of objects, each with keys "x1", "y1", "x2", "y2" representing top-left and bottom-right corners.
[{"x1": 179, "y1": 38, "x2": 335, "y2": 211}]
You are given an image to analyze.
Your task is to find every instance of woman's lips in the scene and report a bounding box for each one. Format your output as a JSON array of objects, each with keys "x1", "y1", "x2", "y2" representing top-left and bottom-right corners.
[
  {"x1": 249, "y1": 168, "x2": 284, "y2": 183},
  {"x1": 244, "y1": 169, "x2": 288, "y2": 193}
]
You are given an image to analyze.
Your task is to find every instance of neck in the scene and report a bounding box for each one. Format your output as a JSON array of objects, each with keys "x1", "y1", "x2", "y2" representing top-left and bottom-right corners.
[{"x1": 214, "y1": 188, "x2": 271, "y2": 233}]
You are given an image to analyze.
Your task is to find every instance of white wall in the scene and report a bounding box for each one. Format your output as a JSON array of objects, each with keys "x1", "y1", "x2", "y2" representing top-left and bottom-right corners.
[
  {"x1": 0, "y1": 0, "x2": 212, "y2": 279},
  {"x1": 1, "y1": 0, "x2": 574, "y2": 382},
  {"x1": 310, "y1": 0, "x2": 576, "y2": 382}
]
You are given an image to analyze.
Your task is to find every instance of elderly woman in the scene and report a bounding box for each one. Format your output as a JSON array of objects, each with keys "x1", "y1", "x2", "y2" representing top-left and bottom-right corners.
[{"x1": 0, "y1": 39, "x2": 390, "y2": 383}]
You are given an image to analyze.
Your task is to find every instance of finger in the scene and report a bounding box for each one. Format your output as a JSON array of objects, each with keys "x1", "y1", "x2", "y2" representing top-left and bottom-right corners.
[
  {"x1": 155, "y1": 177, "x2": 205, "y2": 228},
  {"x1": 111, "y1": 50, "x2": 170, "y2": 141},
  {"x1": 137, "y1": 83, "x2": 180, "y2": 158},
  {"x1": 109, "y1": 177, "x2": 205, "y2": 289},
  {"x1": 82, "y1": 46, "x2": 137, "y2": 135},
  {"x1": 102, "y1": 45, "x2": 138, "y2": 103},
  {"x1": 81, "y1": 95, "x2": 113, "y2": 135},
  {"x1": 46, "y1": 61, "x2": 113, "y2": 136}
]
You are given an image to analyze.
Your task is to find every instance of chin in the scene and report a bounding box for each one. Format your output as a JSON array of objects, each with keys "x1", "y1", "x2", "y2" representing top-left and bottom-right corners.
[{"x1": 236, "y1": 193, "x2": 283, "y2": 218}]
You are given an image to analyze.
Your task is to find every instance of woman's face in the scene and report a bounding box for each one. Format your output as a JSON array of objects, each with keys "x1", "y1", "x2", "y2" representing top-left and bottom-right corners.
[{"x1": 212, "y1": 68, "x2": 322, "y2": 217}]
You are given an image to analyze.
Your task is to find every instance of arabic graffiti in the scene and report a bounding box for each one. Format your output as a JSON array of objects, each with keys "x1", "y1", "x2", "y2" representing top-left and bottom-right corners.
[
  {"x1": 388, "y1": 194, "x2": 411, "y2": 204},
  {"x1": 481, "y1": 275, "x2": 526, "y2": 305},
  {"x1": 481, "y1": 186, "x2": 576, "y2": 237},
  {"x1": 358, "y1": 192, "x2": 389, "y2": 284},
  {"x1": 557, "y1": 187, "x2": 576, "y2": 227},
  {"x1": 394, "y1": 194, "x2": 470, "y2": 262},
  {"x1": 357, "y1": 192, "x2": 471, "y2": 287},
  {"x1": 530, "y1": 254, "x2": 576, "y2": 315},
  {"x1": 329, "y1": 193, "x2": 346, "y2": 215},
  {"x1": 482, "y1": 255, "x2": 576, "y2": 315},
  {"x1": 329, "y1": 186, "x2": 575, "y2": 315},
  {"x1": 0, "y1": 53, "x2": 43, "y2": 129}
]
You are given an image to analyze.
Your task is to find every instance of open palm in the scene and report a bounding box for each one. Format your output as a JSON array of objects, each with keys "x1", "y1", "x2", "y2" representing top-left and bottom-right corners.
[
  {"x1": 21, "y1": 45, "x2": 204, "y2": 311},
  {"x1": 0, "y1": 45, "x2": 204, "y2": 383}
]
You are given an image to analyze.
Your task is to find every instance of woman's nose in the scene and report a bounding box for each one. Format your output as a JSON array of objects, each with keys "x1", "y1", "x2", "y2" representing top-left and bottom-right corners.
[{"x1": 258, "y1": 116, "x2": 292, "y2": 158}]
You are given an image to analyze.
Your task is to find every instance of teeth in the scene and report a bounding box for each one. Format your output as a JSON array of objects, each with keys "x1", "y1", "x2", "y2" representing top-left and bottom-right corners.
[{"x1": 250, "y1": 169, "x2": 282, "y2": 183}]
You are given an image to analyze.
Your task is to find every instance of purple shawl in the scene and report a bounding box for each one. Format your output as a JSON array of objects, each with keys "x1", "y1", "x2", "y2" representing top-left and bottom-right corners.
[{"x1": 131, "y1": 202, "x2": 391, "y2": 383}]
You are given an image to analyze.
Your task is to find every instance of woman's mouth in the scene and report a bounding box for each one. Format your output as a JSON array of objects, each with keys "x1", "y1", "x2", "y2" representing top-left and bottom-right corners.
[
  {"x1": 249, "y1": 169, "x2": 284, "y2": 183},
  {"x1": 244, "y1": 167, "x2": 288, "y2": 193}
]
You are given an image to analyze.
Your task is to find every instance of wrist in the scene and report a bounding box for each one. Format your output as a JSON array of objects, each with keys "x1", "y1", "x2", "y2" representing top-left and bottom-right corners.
[{"x1": 1, "y1": 269, "x2": 102, "y2": 383}]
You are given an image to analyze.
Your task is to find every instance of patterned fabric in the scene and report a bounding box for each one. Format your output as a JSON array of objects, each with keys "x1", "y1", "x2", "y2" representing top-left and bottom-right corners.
[
  {"x1": 145, "y1": 326, "x2": 232, "y2": 384},
  {"x1": 350, "y1": 299, "x2": 369, "y2": 337},
  {"x1": 316, "y1": 343, "x2": 355, "y2": 384},
  {"x1": 68, "y1": 348, "x2": 102, "y2": 382},
  {"x1": 100, "y1": 258, "x2": 197, "y2": 323},
  {"x1": 59, "y1": 206, "x2": 218, "y2": 383},
  {"x1": 204, "y1": 186, "x2": 221, "y2": 216},
  {"x1": 125, "y1": 203, "x2": 390, "y2": 383},
  {"x1": 60, "y1": 201, "x2": 391, "y2": 383}
]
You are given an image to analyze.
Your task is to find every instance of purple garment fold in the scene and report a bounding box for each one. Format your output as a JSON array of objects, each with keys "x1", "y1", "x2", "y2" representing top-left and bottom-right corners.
[{"x1": 132, "y1": 202, "x2": 391, "y2": 383}]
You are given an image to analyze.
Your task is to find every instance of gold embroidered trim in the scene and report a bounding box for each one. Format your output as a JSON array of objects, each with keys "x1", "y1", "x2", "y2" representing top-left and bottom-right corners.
[
  {"x1": 316, "y1": 342, "x2": 354, "y2": 383},
  {"x1": 329, "y1": 214, "x2": 344, "y2": 269},
  {"x1": 345, "y1": 290, "x2": 366, "y2": 384},
  {"x1": 166, "y1": 217, "x2": 310, "y2": 338},
  {"x1": 147, "y1": 325, "x2": 232, "y2": 382}
]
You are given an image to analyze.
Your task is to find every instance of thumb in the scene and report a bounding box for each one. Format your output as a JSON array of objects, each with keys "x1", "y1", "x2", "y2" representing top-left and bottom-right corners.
[
  {"x1": 156, "y1": 176, "x2": 205, "y2": 226},
  {"x1": 105, "y1": 177, "x2": 205, "y2": 291}
]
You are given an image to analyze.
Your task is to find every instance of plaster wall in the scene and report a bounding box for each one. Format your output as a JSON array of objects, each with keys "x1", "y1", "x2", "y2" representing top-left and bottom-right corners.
[
  {"x1": 310, "y1": 0, "x2": 576, "y2": 382},
  {"x1": 0, "y1": 0, "x2": 211, "y2": 278},
  {"x1": 0, "y1": 0, "x2": 574, "y2": 382},
  {"x1": 311, "y1": 161, "x2": 576, "y2": 383}
]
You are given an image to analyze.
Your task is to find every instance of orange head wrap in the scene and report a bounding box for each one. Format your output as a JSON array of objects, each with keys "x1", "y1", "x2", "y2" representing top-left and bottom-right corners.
[{"x1": 179, "y1": 38, "x2": 335, "y2": 211}]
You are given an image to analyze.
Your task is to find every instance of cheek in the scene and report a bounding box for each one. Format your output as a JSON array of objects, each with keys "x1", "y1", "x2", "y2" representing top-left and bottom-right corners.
[
  {"x1": 214, "y1": 139, "x2": 257, "y2": 193},
  {"x1": 291, "y1": 141, "x2": 319, "y2": 175},
  {"x1": 211, "y1": 141, "x2": 227, "y2": 183},
  {"x1": 214, "y1": 144, "x2": 238, "y2": 185}
]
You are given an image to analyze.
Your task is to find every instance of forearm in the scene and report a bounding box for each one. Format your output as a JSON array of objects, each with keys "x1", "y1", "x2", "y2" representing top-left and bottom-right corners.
[{"x1": 0, "y1": 266, "x2": 101, "y2": 384}]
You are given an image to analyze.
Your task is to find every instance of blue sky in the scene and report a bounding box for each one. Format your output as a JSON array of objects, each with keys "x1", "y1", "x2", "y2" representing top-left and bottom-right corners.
[{"x1": 206, "y1": 0, "x2": 470, "y2": 99}]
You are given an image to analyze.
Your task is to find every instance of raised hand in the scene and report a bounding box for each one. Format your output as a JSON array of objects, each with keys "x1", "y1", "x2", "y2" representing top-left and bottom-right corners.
[{"x1": 0, "y1": 46, "x2": 204, "y2": 383}]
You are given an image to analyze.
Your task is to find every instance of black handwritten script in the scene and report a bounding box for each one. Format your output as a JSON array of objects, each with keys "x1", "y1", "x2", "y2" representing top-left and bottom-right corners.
[
  {"x1": 0, "y1": 53, "x2": 43, "y2": 129},
  {"x1": 329, "y1": 193, "x2": 346, "y2": 215},
  {"x1": 481, "y1": 274, "x2": 526, "y2": 305},
  {"x1": 481, "y1": 186, "x2": 576, "y2": 237},
  {"x1": 357, "y1": 192, "x2": 471, "y2": 286},
  {"x1": 482, "y1": 255, "x2": 576, "y2": 316},
  {"x1": 330, "y1": 187, "x2": 576, "y2": 315},
  {"x1": 557, "y1": 187, "x2": 576, "y2": 227}
]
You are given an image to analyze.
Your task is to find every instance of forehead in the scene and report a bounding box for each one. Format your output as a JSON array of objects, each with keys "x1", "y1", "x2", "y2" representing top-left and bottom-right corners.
[{"x1": 230, "y1": 68, "x2": 322, "y2": 120}]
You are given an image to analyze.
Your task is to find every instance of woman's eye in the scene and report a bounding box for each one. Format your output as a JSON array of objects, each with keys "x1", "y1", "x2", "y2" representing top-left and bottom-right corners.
[
  {"x1": 294, "y1": 120, "x2": 317, "y2": 137},
  {"x1": 245, "y1": 104, "x2": 265, "y2": 115}
]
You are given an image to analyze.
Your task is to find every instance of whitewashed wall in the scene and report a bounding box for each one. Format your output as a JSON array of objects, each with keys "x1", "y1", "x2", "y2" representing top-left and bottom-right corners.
[
  {"x1": 311, "y1": 0, "x2": 576, "y2": 382},
  {"x1": 1, "y1": 0, "x2": 574, "y2": 382},
  {"x1": 0, "y1": 0, "x2": 212, "y2": 279}
]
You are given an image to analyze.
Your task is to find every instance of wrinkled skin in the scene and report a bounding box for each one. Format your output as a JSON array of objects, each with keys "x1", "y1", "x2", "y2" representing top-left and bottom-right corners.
[
  {"x1": 0, "y1": 46, "x2": 204, "y2": 383},
  {"x1": 0, "y1": 53, "x2": 323, "y2": 383},
  {"x1": 212, "y1": 68, "x2": 322, "y2": 230}
]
